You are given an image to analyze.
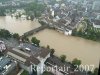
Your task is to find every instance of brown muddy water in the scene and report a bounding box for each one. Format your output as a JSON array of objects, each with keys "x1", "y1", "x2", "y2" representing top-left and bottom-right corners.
[
  {"x1": 29, "y1": 29, "x2": 100, "y2": 68},
  {"x1": 0, "y1": 16, "x2": 41, "y2": 35},
  {"x1": 0, "y1": 16, "x2": 99, "y2": 69}
]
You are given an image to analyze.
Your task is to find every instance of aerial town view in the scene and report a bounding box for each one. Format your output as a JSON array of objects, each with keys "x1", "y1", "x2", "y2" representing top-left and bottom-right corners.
[{"x1": 0, "y1": 0, "x2": 100, "y2": 75}]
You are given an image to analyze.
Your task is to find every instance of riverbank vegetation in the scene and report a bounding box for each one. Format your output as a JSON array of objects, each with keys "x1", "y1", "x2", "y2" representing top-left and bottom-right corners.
[
  {"x1": 21, "y1": 36, "x2": 29, "y2": 43},
  {"x1": 72, "y1": 19, "x2": 100, "y2": 42},
  {"x1": 88, "y1": 68, "x2": 98, "y2": 75},
  {"x1": 46, "y1": 45, "x2": 55, "y2": 57},
  {"x1": 0, "y1": 29, "x2": 20, "y2": 40},
  {"x1": 60, "y1": 55, "x2": 66, "y2": 63},
  {"x1": 0, "y1": 29, "x2": 12, "y2": 39},
  {"x1": 12, "y1": 33, "x2": 20, "y2": 40},
  {"x1": 72, "y1": 58, "x2": 81, "y2": 68},
  {"x1": 31, "y1": 37, "x2": 40, "y2": 46}
]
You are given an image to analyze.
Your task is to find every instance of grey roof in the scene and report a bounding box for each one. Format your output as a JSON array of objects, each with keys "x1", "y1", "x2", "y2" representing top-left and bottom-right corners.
[
  {"x1": 7, "y1": 43, "x2": 50, "y2": 66},
  {"x1": 19, "y1": 43, "x2": 41, "y2": 55},
  {"x1": 92, "y1": 1, "x2": 100, "y2": 11},
  {"x1": 7, "y1": 48, "x2": 40, "y2": 66},
  {"x1": 18, "y1": 43, "x2": 50, "y2": 58},
  {"x1": 0, "y1": 57, "x2": 10, "y2": 71},
  {"x1": 93, "y1": 19, "x2": 100, "y2": 25},
  {"x1": 46, "y1": 56, "x2": 87, "y2": 75}
]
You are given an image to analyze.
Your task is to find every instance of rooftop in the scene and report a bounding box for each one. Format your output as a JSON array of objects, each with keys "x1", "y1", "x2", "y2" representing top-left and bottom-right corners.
[
  {"x1": 0, "y1": 56, "x2": 15, "y2": 75},
  {"x1": 18, "y1": 43, "x2": 50, "y2": 58},
  {"x1": 6, "y1": 43, "x2": 50, "y2": 66},
  {"x1": 92, "y1": 19, "x2": 100, "y2": 25},
  {"x1": 7, "y1": 48, "x2": 40, "y2": 66},
  {"x1": 0, "y1": 40, "x2": 6, "y2": 52},
  {"x1": 46, "y1": 56, "x2": 86, "y2": 75},
  {"x1": 0, "y1": 57, "x2": 10, "y2": 71}
]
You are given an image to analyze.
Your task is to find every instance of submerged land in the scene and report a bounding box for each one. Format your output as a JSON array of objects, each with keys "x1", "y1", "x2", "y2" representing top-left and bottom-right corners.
[{"x1": 0, "y1": 0, "x2": 99, "y2": 75}]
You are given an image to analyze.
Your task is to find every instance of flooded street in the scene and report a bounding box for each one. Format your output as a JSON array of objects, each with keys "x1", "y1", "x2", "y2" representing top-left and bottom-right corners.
[
  {"x1": 0, "y1": 16, "x2": 41, "y2": 35},
  {"x1": 29, "y1": 29, "x2": 100, "y2": 68}
]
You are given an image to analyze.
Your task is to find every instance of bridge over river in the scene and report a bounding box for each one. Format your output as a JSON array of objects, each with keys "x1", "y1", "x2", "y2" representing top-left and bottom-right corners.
[{"x1": 22, "y1": 25, "x2": 48, "y2": 37}]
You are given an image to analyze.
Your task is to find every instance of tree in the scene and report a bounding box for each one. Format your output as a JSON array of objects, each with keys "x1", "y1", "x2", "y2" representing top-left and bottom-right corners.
[
  {"x1": 60, "y1": 55, "x2": 66, "y2": 63},
  {"x1": 47, "y1": 45, "x2": 50, "y2": 49},
  {"x1": 99, "y1": 62, "x2": 100, "y2": 75},
  {"x1": 0, "y1": 29, "x2": 11, "y2": 39},
  {"x1": 22, "y1": 36, "x2": 29, "y2": 42},
  {"x1": 13, "y1": 33, "x2": 20, "y2": 40},
  {"x1": 30, "y1": 15, "x2": 34, "y2": 21},
  {"x1": 50, "y1": 48, "x2": 55, "y2": 56},
  {"x1": 87, "y1": 71, "x2": 93, "y2": 75},
  {"x1": 31, "y1": 37, "x2": 40, "y2": 46},
  {"x1": 87, "y1": 68, "x2": 99, "y2": 75},
  {"x1": 93, "y1": 68, "x2": 98, "y2": 75},
  {"x1": 72, "y1": 58, "x2": 81, "y2": 67}
]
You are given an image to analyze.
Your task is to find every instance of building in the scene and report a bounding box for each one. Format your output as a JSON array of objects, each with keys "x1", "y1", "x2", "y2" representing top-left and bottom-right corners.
[
  {"x1": 68, "y1": 0, "x2": 83, "y2": 4},
  {"x1": 96, "y1": 14, "x2": 100, "y2": 20},
  {"x1": 37, "y1": 0, "x2": 45, "y2": 4},
  {"x1": 46, "y1": 56, "x2": 86, "y2": 75},
  {"x1": 0, "y1": 40, "x2": 6, "y2": 52},
  {"x1": 92, "y1": 1, "x2": 100, "y2": 12},
  {"x1": 92, "y1": 19, "x2": 100, "y2": 28},
  {"x1": 64, "y1": 29, "x2": 72, "y2": 35},
  {"x1": 6, "y1": 43, "x2": 50, "y2": 75},
  {"x1": 0, "y1": 56, "x2": 16, "y2": 75}
]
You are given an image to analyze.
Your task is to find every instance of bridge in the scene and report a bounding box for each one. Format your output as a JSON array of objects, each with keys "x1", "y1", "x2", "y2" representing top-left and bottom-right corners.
[{"x1": 22, "y1": 25, "x2": 48, "y2": 37}]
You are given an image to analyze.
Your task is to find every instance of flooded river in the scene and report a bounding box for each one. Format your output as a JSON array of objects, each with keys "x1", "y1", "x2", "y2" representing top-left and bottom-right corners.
[
  {"x1": 0, "y1": 16, "x2": 100, "y2": 68},
  {"x1": 29, "y1": 29, "x2": 100, "y2": 68},
  {"x1": 0, "y1": 16, "x2": 41, "y2": 35}
]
